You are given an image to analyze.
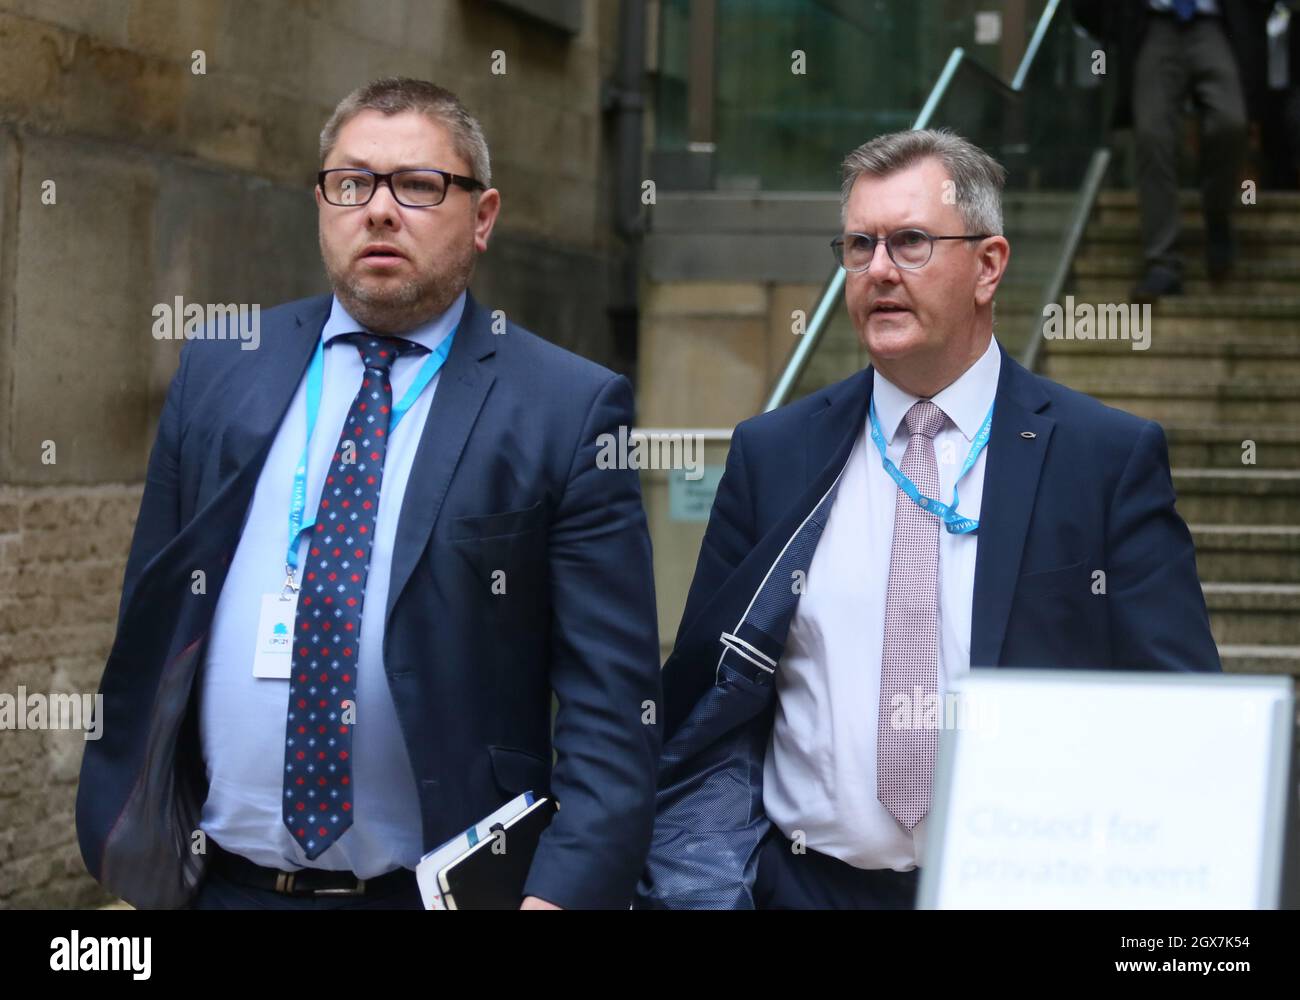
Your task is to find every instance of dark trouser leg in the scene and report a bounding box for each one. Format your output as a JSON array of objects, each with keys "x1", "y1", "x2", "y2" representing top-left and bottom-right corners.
[
  {"x1": 1188, "y1": 18, "x2": 1247, "y2": 275},
  {"x1": 752, "y1": 826, "x2": 920, "y2": 910},
  {"x1": 1133, "y1": 18, "x2": 1191, "y2": 276}
]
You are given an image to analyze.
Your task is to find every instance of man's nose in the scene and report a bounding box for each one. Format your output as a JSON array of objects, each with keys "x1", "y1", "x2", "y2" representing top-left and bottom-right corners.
[
  {"x1": 864, "y1": 237, "x2": 898, "y2": 279},
  {"x1": 365, "y1": 180, "x2": 402, "y2": 224}
]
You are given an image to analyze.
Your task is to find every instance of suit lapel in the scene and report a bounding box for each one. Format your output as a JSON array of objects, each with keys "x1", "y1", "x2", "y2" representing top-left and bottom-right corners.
[
  {"x1": 969, "y1": 347, "x2": 1054, "y2": 666},
  {"x1": 383, "y1": 291, "x2": 497, "y2": 630},
  {"x1": 215, "y1": 296, "x2": 331, "y2": 479},
  {"x1": 806, "y1": 367, "x2": 873, "y2": 489},
  {"x1": 674, "y1": 371, "x2": 872, "y2": 673}
]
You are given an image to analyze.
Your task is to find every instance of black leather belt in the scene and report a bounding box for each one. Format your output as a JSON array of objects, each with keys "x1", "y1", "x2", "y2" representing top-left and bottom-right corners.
[{"x1": 210, "y1": 843, "x2": 416, "y2": 897}]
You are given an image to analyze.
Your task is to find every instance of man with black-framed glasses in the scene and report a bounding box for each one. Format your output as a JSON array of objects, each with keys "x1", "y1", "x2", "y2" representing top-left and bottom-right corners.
[
  {"x1": 78, "y1": 77, "x2": 662, "y2": 912},
  {"x1": 640, "y1": 127, "x2": 1219, "y2": 911}
]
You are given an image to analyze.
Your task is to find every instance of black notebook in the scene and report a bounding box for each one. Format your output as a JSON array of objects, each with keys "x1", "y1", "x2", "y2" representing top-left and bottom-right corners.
[{"x1": 435, "y1": 796, "x2": 558, "y2": 910}]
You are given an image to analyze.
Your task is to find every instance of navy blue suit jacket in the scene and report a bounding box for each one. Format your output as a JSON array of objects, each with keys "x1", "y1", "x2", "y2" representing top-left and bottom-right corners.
[
  {"x1": 637, "y1": 343, "x2": 1220, "y2": 908},
  {"x1": 76, "y1": 291, "x2": 662, "y2": 909}
]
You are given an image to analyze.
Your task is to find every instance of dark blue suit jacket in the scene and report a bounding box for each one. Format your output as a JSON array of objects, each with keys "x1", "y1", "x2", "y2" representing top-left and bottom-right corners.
[
  {"x1": 637, "y1": 343, "x2": 1220, "y2": 908},
  {"x1": 76, "y1": 291, "x2": 662, "y2": 909}
]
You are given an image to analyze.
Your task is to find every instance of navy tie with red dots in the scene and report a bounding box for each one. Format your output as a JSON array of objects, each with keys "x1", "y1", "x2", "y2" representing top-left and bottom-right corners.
[{"x1": 283, "y1": 332, "x2": 425, "y2": 859}]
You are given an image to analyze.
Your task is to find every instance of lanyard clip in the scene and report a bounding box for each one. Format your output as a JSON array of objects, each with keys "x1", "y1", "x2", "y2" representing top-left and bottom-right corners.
[{"x1": 280, "y1": 565, "x2": 300, "y2": 600}]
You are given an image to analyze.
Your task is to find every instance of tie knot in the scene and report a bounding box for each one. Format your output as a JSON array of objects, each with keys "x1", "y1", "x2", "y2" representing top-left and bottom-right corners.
[
  {"x1": 339, "y1": 332, "x2": 423, "y2": 373},
  {"x1": 904, "y1": 400, "x2": 946, "y2": 440}
]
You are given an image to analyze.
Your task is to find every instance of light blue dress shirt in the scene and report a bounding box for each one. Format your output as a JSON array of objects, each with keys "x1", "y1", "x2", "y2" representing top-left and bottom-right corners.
[
  {"x1": 197, "y1": 290, "x2": 465, "y2": 877},
  {"x1": 763, "y1": 335, "x2": 1001, "y2": 872}
]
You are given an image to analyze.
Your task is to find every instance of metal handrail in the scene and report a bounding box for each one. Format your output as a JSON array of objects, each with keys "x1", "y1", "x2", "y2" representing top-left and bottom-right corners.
[
  {"x1": 1013, "y1": 0, "x2": 1062, "y2": 91},
  {"x1": 762, "y1": 0, "x2": 1074, "y2": 412}
]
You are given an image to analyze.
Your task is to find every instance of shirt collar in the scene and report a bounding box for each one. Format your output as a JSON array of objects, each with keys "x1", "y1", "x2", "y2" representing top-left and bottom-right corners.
[
  {"x1": 871, "y1": 334, "x2": 1002, "y2": 444},
  {"x1": 320, "y1": 288, "x2": 467, "y2": 355}
]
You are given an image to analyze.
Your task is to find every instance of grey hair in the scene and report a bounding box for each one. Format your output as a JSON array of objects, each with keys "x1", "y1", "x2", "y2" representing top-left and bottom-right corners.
[
  {"x1": 839, "y1": 128, "x2": 1006, "y2": 236},
  {"x1": 319, "y1": 77, "x2": 491, "y2": 188}
]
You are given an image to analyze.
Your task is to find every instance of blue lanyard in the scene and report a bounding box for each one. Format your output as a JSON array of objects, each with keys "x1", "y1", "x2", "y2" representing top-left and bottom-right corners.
[
  {"x1": 283, "y1": 327, "x2": 457, "y2": 582},
  {"x1": 868, "y1": 396, "x2": 993, "y2": 535}
]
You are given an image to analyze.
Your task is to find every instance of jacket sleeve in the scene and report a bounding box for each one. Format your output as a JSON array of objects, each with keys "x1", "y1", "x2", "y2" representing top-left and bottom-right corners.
[
  {"x1": 116, "y1": 341, "x2": 191, "y2": 630},
  {"x1": 521, "y1": 373, "x2": 663, "y2": 909},
  {"x1": 1105, "y1": 420, "x2": 1222, "y2": 672}
]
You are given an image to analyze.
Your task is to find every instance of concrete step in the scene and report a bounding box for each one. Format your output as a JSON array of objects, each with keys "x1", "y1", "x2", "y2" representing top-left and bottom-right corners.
[
  {"x1": 1073, "y1": 254, "x2": 1300, "y2": 285},
  {"x1": 1072, "y1": 276, "x2": 1300, "y2": 298},
  {"x1": 1006, "y1": 191, "x2": 1095, "y2": 211},
  {"x1": 1076, "y1": 228, "x2": 1300, "y2": 264},
  {"x1": 1002, "y1": 293, "x2": 1300, "y2": 319},
  {"x1": 1059, "y1": 377, "x2": 1300, "y2": 424},
  {"x1": 1094, "y1": 190, "x2": 1300, "y2": 211},
  {"x1": 1173, "y1": 469, "x2": 1300, "y2": 525},
  {"x1": 1092, "y1": 189, "x2": 1300, "y2": 229},
  {"x1": 1000, "y1": 306, "x2": 1300, "y2": 338},
  {"x1": 1082, "y1": 222, "x2": 1300, "y2": 248},
  {"x1": 1204, "y1": 583, "x2": 1300, "y2": 645},
  {"x1": 1093, "y1": 207, "x2": 1300, "y2": 231},
  {"x1": 1218, "y1": 644, "x2": 1300, "y2": 676},
  {"x1": 1166, "y1": 424, "x2": 1300, "y2": 468},
  {"x1": 1041, "y1": 334, "x2": 1300, "y2": 381},
  {"x1": 1193, "y1": 525, "x2": 1300, "y2": 583}
]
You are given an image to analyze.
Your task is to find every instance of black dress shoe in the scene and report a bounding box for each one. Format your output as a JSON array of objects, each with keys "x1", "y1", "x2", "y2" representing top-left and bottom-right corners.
[{"x1": 1130, "y1": 265, "x2": 1183, "y2": 303}]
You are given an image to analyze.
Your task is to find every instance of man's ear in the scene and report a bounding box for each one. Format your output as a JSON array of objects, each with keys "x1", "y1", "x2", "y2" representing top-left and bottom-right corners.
[
  {"x1": 474, "y1": 188, "x2": 501, "y2": 254},
  {"x1": 974, "y1": 235, "x2": 1010, "y2": 307}
]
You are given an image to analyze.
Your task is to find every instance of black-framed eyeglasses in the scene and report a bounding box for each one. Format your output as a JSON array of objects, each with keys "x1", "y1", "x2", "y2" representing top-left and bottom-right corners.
[
  {"x1": 317, "y1": 167, "x2": 486, "y2": 208},
  {"x1": 830, "y1": 228, "x2": 991, "y2": 271}
]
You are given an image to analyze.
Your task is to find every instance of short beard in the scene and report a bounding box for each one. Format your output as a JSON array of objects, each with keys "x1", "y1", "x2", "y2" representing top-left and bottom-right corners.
[{"x1": 320, "y1": 235, "x2": 474, "y2": 335}]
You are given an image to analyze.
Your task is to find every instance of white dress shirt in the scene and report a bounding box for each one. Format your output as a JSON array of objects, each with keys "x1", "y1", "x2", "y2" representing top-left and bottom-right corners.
[
  {"x1": 762, "y1": 334, "x2": 1002, "y2": 872},
  {"x1": 197, "y1": 291, "x2": 465, "y2": 877}
]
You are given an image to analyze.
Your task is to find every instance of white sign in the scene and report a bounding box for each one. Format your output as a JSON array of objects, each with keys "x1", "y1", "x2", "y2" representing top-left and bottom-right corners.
[{"x1": 919, "y1": 670, "x2": 1293, "y2": 909}]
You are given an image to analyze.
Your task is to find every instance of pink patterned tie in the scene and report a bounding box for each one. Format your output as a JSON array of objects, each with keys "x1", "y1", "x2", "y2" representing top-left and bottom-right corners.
[{"x1": 877, "y1": 399, "x2": 946, "y2": 830}]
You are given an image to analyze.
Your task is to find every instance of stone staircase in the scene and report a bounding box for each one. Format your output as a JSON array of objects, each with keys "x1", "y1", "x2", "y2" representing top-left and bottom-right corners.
[{"x1": 1039, "y1": 189, "x2": 1300, "y2": 677}]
